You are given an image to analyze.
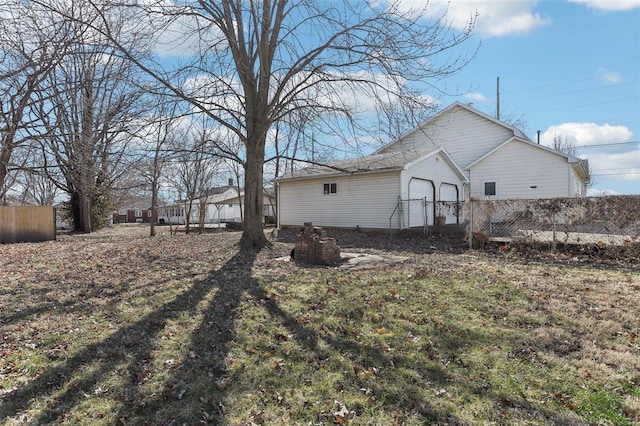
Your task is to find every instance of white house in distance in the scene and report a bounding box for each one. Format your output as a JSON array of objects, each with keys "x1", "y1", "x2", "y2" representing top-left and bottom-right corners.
[
  {"x1": 160, "y1": 185, "x2": 276, "y2": 226},
  {"x1": 277, "y1": 102, "x2": 590, "y2": 231}
]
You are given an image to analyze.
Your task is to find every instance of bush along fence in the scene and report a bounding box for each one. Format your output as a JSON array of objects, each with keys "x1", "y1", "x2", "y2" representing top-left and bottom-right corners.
[{"x1": 468, "y1": 195, "x2": 640, "y2": 254}]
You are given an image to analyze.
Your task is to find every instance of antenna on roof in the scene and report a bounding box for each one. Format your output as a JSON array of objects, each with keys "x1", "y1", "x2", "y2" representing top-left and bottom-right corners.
[{"x1": 496, "y1": 76, "x2": 500, "y2": 120}]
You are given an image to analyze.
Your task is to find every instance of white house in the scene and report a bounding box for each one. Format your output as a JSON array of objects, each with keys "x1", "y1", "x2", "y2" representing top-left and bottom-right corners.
[
  {"x1": 161, "y1": 185, "x2": 276, "y2": 226},
  {"x1": 277, "y1": 102, "x2": 589, "y2": 231},
  {"x1": 277, "y1": 146, "x2": 467, "y2": 230},
  {"x1": 466, "y1": 136, "x2": 589, "y2": 199},
  {"x1": 377, "y1": 102, "x2": 589, "y2": 199}
]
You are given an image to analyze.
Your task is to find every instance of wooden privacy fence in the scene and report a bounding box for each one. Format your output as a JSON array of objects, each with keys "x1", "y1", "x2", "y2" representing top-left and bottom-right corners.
[{"x1": 0, "y1": 206, "x2": 56, "y2": 244}]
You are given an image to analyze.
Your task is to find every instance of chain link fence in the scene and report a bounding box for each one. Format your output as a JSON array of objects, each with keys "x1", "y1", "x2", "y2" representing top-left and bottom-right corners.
[
  {"x1": 389, "y1": 199, "x2": 463, "y2": 231},
  {"x1": 469, "y1": 195, "x2": 640, "y2": 250}
]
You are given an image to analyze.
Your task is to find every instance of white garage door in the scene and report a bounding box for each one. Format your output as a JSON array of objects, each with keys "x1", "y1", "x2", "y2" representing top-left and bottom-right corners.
[
  {"x1": 407, "y1": 178, "x2": 434, "y2": 227},
  {"x1": 439, "y1": 183, "x2": 459, "y2": 224}
]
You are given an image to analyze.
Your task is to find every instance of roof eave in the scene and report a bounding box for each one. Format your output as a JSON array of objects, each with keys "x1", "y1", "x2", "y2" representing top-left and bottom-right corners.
[{"x1": 277, "y1": 167, "x2": 402, "y2": 183}]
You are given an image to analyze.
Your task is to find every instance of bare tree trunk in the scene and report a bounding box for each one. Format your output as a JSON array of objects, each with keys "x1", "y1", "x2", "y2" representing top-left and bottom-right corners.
[
  {"x1": 239, "y1": 141, "x2": 268, "y2": 249},
  {"x1": 0, "y1": 148, "x2": 10, "y2": 204},
  {"x1": 150, "y1": 161, "x2": 159, "y2": 237}
]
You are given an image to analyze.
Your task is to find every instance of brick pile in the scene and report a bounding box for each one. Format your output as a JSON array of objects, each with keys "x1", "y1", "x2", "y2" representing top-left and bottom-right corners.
[{"x1": 294, "y1": 222, "x2": 340, "y2": 265}]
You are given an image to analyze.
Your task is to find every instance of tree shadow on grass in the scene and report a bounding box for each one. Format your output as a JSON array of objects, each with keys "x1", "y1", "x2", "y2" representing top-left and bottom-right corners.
[
  {"x1": 1, "y1": 246, "x2": 468, "y2": 424},
  {"x1": 0, "y1": 249, "x2": 258, "y2": 424},
  {"x1": 121, "y1": 263, "x2": 464, "y2": 424}
]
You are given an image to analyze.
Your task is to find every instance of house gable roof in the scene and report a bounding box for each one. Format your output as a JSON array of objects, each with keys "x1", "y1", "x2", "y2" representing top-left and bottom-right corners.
[
  {"x1": 467, "y1": 136, "x2": 590, "y2": 181},
  {"x1": 278, "y1": 146, "x2": 453, "y2": 182},
  {"x1": 375, "y1": 101, "x2": 530, "y2": 155},
  {"x1": 405, "y1": 147, "x2": 469, "y2": 182}
]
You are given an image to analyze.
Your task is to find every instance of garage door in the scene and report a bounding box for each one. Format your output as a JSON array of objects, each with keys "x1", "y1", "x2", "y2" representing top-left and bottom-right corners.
[
  {"x1": 407, "y1": 178, "x2": 434, "y2": 227},
  {"x1": 439, "y1": 183, "x2": 459, "y2": 224}
]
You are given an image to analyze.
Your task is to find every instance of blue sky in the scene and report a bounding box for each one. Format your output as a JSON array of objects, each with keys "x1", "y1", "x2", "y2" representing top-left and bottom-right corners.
[
  {"x1": 152, "y1": 0, "x2": 639, "y2": 195},
  {"x1": 429, "y1": 0, "x2": 640, "y2": 195}
]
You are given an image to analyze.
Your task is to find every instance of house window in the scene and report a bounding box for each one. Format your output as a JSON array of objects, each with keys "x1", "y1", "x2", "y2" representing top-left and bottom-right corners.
[
  {"x1": 228, "y1": 204, "x2": 233, "y2": 208},
  {"x1": 118, "y1": 209, "x2": 127, "y2": 216},
  {"x1": 484, "y1": 181, "x2": 497, "y2": 197},
  {"x1": 135, "y1": 209, "x2": 143, "y2": 217},
  {"x1": 323, "y1": 183, "x2": 337, "y2": 194},
  {"x1": 147, "y1": 210, "x2": 152, "y2": 218}
]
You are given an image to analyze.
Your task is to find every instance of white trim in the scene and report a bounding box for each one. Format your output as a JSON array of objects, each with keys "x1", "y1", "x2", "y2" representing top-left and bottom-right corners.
[
  {"x1": 466, "y1": 136, "x2": 578, "y2": 170},
  {"x1": 404, "y1": 147, "x2": 469, "y2": 183}
]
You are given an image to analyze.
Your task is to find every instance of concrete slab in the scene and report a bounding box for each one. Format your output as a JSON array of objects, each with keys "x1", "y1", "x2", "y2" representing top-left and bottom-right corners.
[
  {"x1": 339, "y1": 252, "x2": 409, "y2": 270},
  {"x1": 277, "y1": 252, "x2": 409, "y2": 270}
]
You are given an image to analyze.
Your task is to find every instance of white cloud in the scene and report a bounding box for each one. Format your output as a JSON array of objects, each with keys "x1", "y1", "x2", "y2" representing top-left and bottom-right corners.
[
  {"x1": 599, "y1": 70, "x2": 623, "y2": 83},
  {"x1": 569, "y1": 0, "x2": 640, "y2": 11},
  {"x1": 540, "y1": 122, "x2": 633, "y2": 148},
  {"x1": 588, "y1": 149, "x2": 640, "y2": 181},
  {"x1": 396, "y1": 0, "x2": 550, "y2": 37},
  {"x1": 542, "y1": 123, "x2": 639, "y2": 189},
  {"x1": 464, "y1": 92, "x2": 489, "y2": 102}
]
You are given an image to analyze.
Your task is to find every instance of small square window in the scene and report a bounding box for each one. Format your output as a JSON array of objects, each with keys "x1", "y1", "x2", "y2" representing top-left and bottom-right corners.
[
  {"x1": 484, "y1": 182, "x2": 496, "y2": 197},
  {"x1": 118, "y1": 209, "x2": 127, "y2": 216},
  {"x1": 228, "y1": 204, "x2": 233, "y2": 208},
  {"x1": 323, "y1": 183, "x2": 337, "y2": 194}
]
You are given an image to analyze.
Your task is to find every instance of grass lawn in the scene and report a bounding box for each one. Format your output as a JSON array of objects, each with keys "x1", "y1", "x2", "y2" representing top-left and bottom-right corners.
[{"x1": 0, "y1": 225, "x2": 638, "y2": 425}]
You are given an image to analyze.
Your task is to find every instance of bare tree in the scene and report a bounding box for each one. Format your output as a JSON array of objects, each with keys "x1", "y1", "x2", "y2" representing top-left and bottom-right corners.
[
  {"x1": 34, "y1": 1, "x2": 151, "y2": 232},
  {"x1": 0, "y1": 1, "x2": 69, "y2": 203},
  {"x1": 17, "y1": 149, "x2": 61, "y2": 206},
  {"x1": 133, "y1": 99, "x2": 183, "y2": 236},
  {"x1": 552, "y1": 134, "x2": 577, "y2": 157},
  {"x1": 38, "y1": 0, "x2": 476, "y2": 248},
  {"x1": 166, "y1": 125, "x2": 220, "y2": 235}
]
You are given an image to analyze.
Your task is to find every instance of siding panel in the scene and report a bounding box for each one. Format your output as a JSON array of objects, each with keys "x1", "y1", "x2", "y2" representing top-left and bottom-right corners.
[
  {"x1": 380, "y1": 106, "x2": 514, "y2": 172},
  {"x1": 469, "y1": 141, "x2": 571, "y2": 199},
  {"x1": 279, "y1": 172, "x2": 401, "y2": 229}
]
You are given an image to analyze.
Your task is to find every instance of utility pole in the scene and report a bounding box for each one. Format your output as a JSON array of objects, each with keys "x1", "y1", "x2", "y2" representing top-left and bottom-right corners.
[{"x1": 496, "y1": 76, "x2": 500, "y2": 120}]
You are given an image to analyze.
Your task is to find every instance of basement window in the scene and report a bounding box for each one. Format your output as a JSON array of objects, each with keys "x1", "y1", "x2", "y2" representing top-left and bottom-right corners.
[
  {"x1": 484, "y1": 181, "x2": 497, "y2": 197},
  {"x1": 323, "y1": 183, "x2": 337, "y2": 195}
]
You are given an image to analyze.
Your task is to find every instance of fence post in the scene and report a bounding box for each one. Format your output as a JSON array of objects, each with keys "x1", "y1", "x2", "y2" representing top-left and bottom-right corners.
[
  {"x1": 552, "y1": 212, "x2": 557, "y2": 252},
  {"x1": 423, "y1": 197, "x2": 428, "y2": 235},
  {"x1": 468, "y1": 200, "x2": 473, "y2": 250}
]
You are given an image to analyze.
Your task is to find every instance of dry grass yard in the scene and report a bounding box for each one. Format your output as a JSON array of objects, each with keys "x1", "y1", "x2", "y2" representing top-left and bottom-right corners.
[{"x1": 1, "y1": 224, "x2": 638, "y2": 425}]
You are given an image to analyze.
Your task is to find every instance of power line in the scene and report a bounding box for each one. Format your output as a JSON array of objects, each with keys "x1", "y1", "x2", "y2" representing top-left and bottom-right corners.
[
  {"x1": 527, "y1": 97, "x2": 639, "y2": 114},
  {"x1": 505, "y1": 81, "x2": 640, "y2": 103},
  {"x1": 591, "y1": 172, "x2": 639, "y2": 177},
  {"x1": 501, "y1": 69, "x2": 640, "y2": 95},
  {"x1": 574, "y1": 140, "x2": 640, "y2": 149}
]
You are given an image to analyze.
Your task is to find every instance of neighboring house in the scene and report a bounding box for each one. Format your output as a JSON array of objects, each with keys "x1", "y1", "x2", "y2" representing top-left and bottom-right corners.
[
  {"x1": 112, "y1": 207, "x2": 151, "y2": 224},
  {"x1": 277, "y1": 101, "x2": 589, "y2": 231},
  {"x1": 161, "y1": 185, "x2": 276, "y2": 226},
  {"x1": 277, "y1": 146, "x2": 467, "y2": 230}
]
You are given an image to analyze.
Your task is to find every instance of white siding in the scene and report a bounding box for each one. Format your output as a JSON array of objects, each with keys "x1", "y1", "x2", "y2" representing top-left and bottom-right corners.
[
  {"x1": 400, "y1": 153, "x2": 464, "y2": 199},
  {"x1": 469, "y1": 141, "x2": 572, "y2": 199},
  {"x1": 279, "y1": 172, "x2": 400, "y2": 229},
  {"x1": 380, "y1": 106, "x2": 514, "y2": 173},
  {"x1": 400, "y1": 153, "x2": 464, "y2": 226},
  {"x1": 569, "y1": 168, "x2": 587, "y2": 197}
]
